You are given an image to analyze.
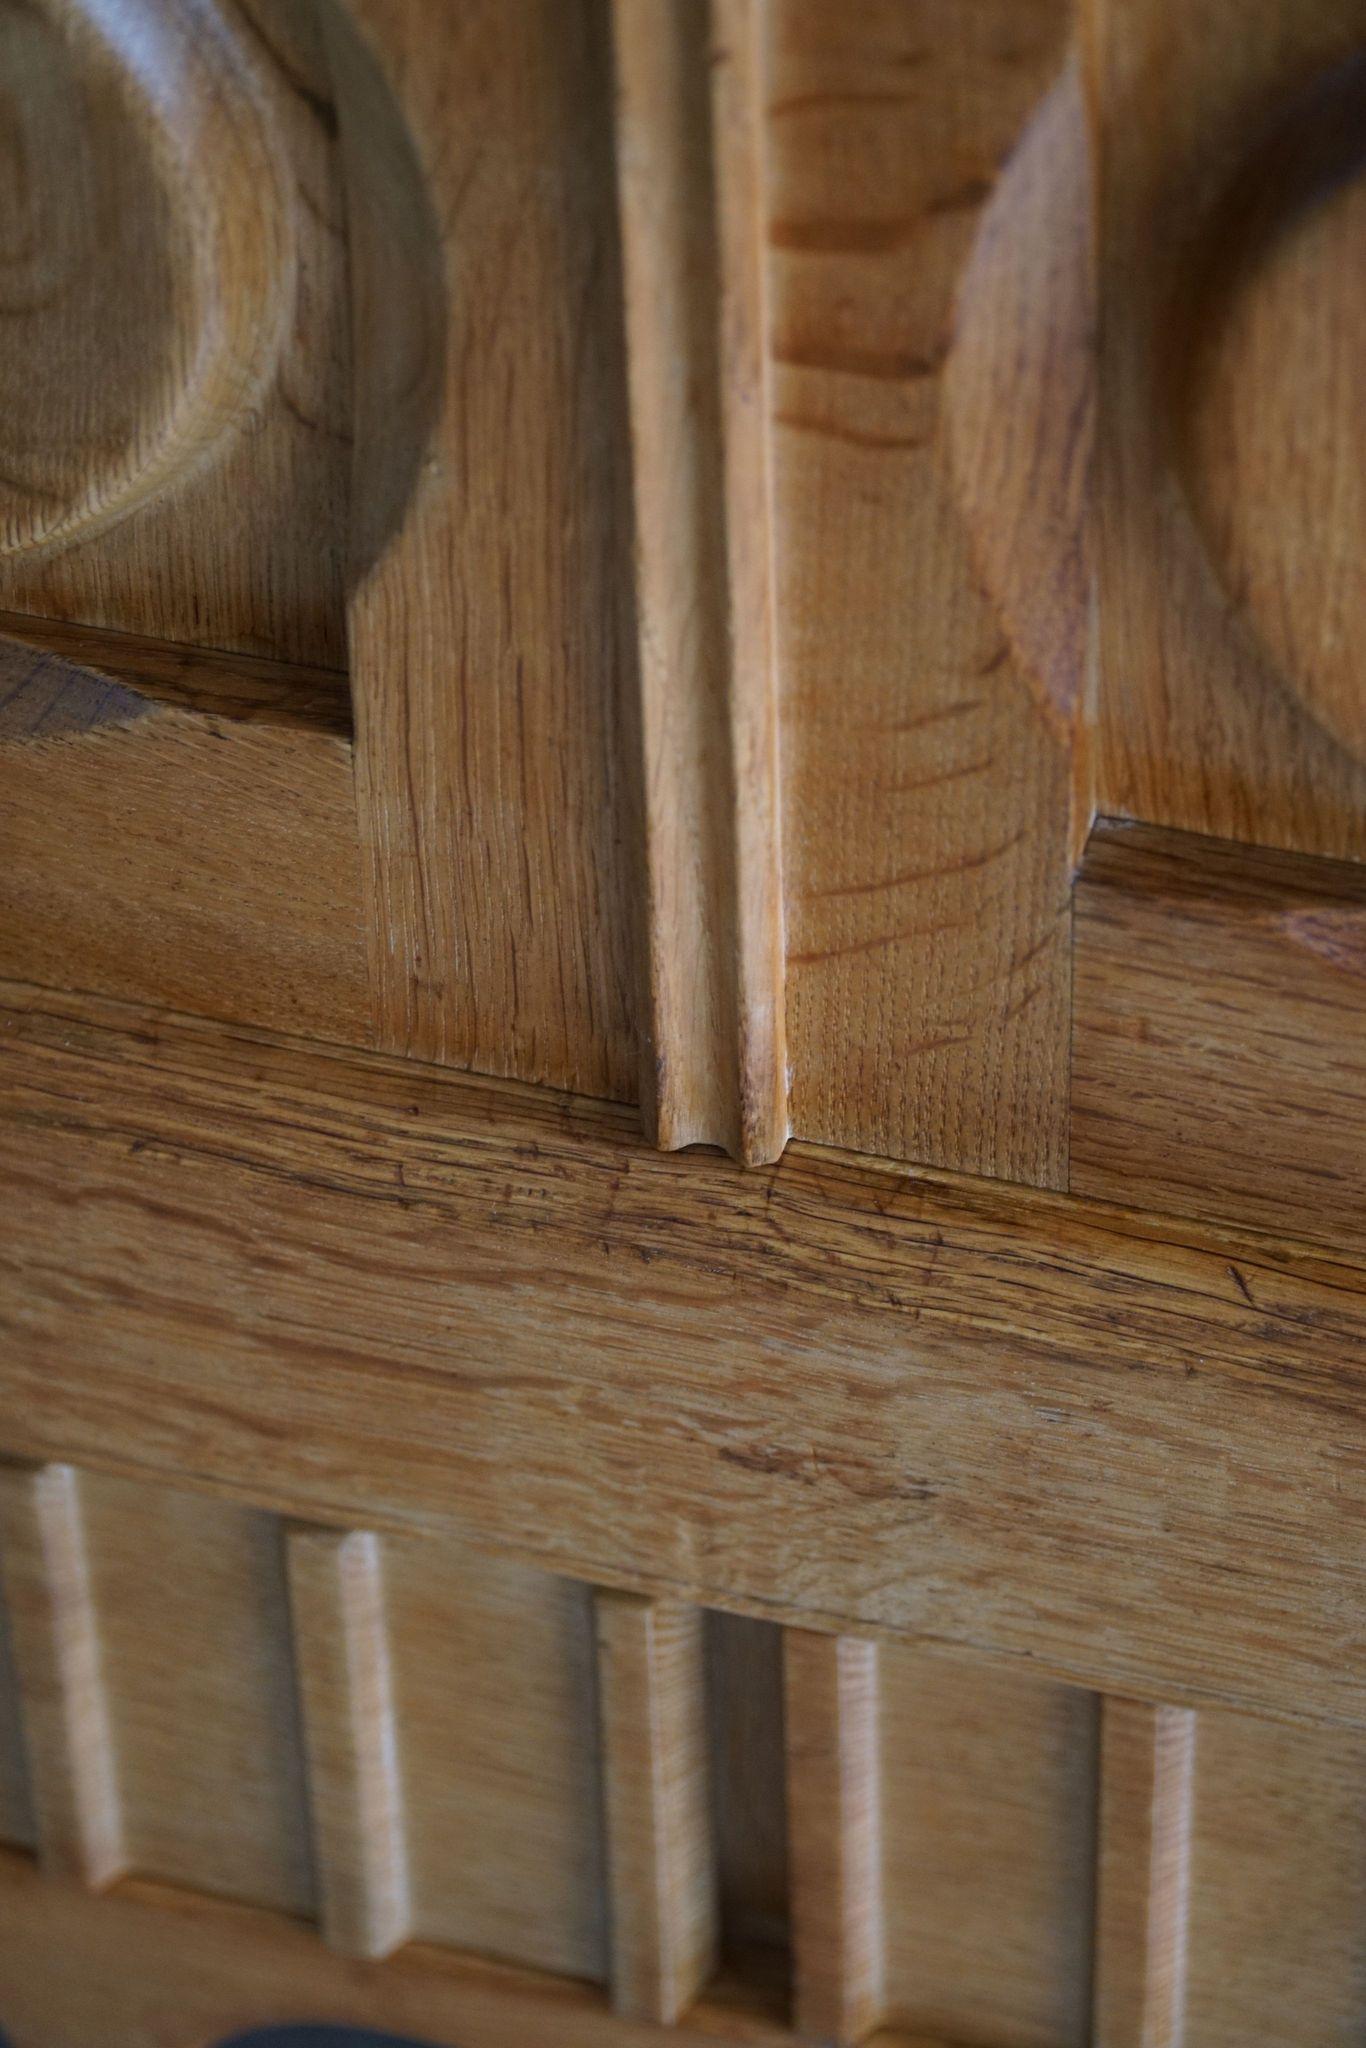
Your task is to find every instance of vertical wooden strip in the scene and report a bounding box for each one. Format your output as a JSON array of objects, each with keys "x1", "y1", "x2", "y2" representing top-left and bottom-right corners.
[
  {"x1": 594, "y1": 1592, "x2": 718, "y2": 2022},
  {"x1": 1093, "y1": 1698, "x2": 1196, "y2": 2048},
  {"x1": 784, "y1": 1631, "x2": 883, "y2": 2046},
  {"x1": 0, "y1": 1462, "x2": 123, "y2": 1886},
  {"x1": 285, "y1": 1526, "x2": 410, "y2": 1960},
  {"x1": 612, "y1": 0, "x2": 788, "y2": 1166}
]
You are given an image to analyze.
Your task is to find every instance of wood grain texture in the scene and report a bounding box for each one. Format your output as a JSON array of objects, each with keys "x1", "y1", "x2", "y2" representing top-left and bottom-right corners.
[
  {"x1": 1072, "y1": 820, "x2": 1366, "y2": 1252},
  {"x1": 784, "y1": 1632, "x2": 883, "y2": 2046},
  {"x1": 4, "y1": 985, "x2": 1366, "y2": 1726},
  {"x1": 384, "y1": 1529, "x2": 607, "y2": 1980},
  {"x1": 0, "y1": 1573, "x2": 33, "y2": 1849},
  {"x1": 707, "y1": 1612, "x2": 790, "y2": 1970},
  {"x1": 1088, "y1": 0, "x2": 1366, "y2": 860},
  {"x1": 285, "y1": 1525, "x2": 410, "y2": 1959},
  {"x1": 79, "y1": 1471, "x2": 312, "y2": 1914},
  {"x1": 596, "y1": 1594, "x2": 718, "y2": 2023},
  {"x1": 0, "y1": 0, "x2": 351, "y2": 667},
  {"x1": 0, "y1": 611, "x2": 350, "y2": 737},
  {"x1": 0, "y1": 709, "x2": 370, "y2": 1045},
  {"x1": 877, "y1": 1653, "x2": 1097, "y2": 2048},
  {"x1": 1092, "y1": 1700, "x2": 1195, "y2": 2048},
  {"x1": 768, "y1": 0, "x2": 1075, "y2": 1184},
  {"x1": 612, "y1": 0, "x2": 786, "y2": 1164},
  {"x1": 1182, "y1": 1709, "x2": 1366, "y2": 2048},
  {"x1": 0, "y1": 1463, "x2": 123, "y2": 1887},
  {"x1": 336, "y1": 0, "x2": 641, "y2": 1093},
  {"x1": 0, "y1": 1847, "x2": 960, "y2": 2048}
]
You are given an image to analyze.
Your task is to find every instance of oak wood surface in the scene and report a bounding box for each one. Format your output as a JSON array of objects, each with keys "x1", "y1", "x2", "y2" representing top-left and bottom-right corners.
[
  {"x1": 337, "y1": 0, "x2": 642, "y2": 1093},
  {"x1": 0, "y1": 612, "x2": 351, "y2": 737},
  {"x1": 0, "y1": 709, "x2": 370, "y2": 1046},
  {"x1": 1072, "y1": 819, "x2": 1366, "y2": 1251},
  {"x1": 1088, "y1": 0, "x2": 1366, "y2": 861},
  {"x1": 0, "y1": 1847, "x2": 959, "y2": 2048},
  {"x1": 784, "y1": 1632, "x2": 883, "y2": 2046},
  {"x1": 0, "y1": 0, "x2": 352, "y2": 667},
  {"x1": 769, "y1": 0, "x2": 1074, "y2": 1185},
  {"x1": 2, "y1": 982, "x2": 1365, "y2": 1729},
  {"x1": 596, "y1": 1595, "x2": 718, "y2": 2023},
  {"x1": 1092, "y1": 1700, "x2": 1195, "y2": 2048},
  {"x1": 285, "y1": 1525, "x2": 411, "y2": 1959},
  {"x1": 0, "y1": 1464, "x2": 123, "y2": 1889}
]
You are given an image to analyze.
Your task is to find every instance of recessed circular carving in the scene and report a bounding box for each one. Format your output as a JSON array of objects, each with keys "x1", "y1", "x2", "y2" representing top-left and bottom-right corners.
[
  {"x1": 1174, "y1": 56, "x2": 1366, "y2": 764},
  {"x1": 0, "y1": 0, "x2": 295, "y2": 558}
]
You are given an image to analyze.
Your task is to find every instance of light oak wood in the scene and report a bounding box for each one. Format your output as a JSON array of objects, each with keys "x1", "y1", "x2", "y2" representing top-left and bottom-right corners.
[
  {"x1": 0, "y1": 709, "x2": 370, "y2": 1045},
  {"x1": 384, "y1": 1529, "x2": 608, "y2": 1979},
  {"x1": 1182, "y1": 1710, "x2": 1366, "y2": 2048},
  {"x1": 596, "y1": 1594, "x2": 719, "y2": 2023},
  {"x1": 1087, "y1": 0, "x2": 1366, "y2": 861},
  {"x1": 769, "y1": 0, "x2": 1074, "y2": 1184},
  {"x1": 0, "y1": 0, "x2": 351, "y2": 667},
  {"x1": 0, "y1": 1847, "x2": 963, "y2": 2048},
  {"x1": 612, "y1": 0, "x2": 787, "y2": 1165},
  {"x1": 0, "y1": 611, "x2": 351, "y2": 737},
  {"x1": 2, "y1": 982, "x2": 1364, "y2": 1728},
  {"x1": 285, "y1": 1525, "x2": 410, "y2": 1959},
  {"x1": 1093, "y1": 1700, "x2": 1195, "y2": 2048},
  {"x1": 1072, "y1": 820, "x2": 1366, "y2": 1251},
  {"x1": 784, "y1": 1632, "x2": 883, "y2": 2046},
  {"x1": 336, "y1": 0, "x2": 641, "y2": 1093},
  {"x1": 0, "y1": 1463, "x2": 123, "y2": 1887},
  {"x1": 78, "y1": 1471, "x2": 312, "y2": 1914},
  {"x1": 876, "y1": 1652, "x2": 1096, "y2": 2048}
]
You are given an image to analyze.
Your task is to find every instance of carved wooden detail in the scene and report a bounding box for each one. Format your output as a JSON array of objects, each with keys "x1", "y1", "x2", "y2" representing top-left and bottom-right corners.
[{"x1": 1, "y1": 1, "x2": 1365, "y2": 2042}]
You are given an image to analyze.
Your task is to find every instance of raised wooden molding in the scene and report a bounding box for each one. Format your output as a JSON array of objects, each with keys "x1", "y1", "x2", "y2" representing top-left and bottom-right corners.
[
  {"x1": 2, "y1": 981, "x2": 1364, "y2": 1728},
  {"x1": 1093, "y1": 1699, "x2": 1196, "y2": 2048},
  {"x1": 594, "y1": 1594, "x2": 718, "y2": 2022},
  {"x1": 612, "y1": 0, "x2": 787, "y2": 1165},
  {"x1": 284, "y1": 1524, "x2": 411, "y2": 1960},
  {"x1": 0, "y1": 1463, "x2": 124, "y2": 1887},
  {"x1": 784, "y1": 1632, "x2": 883, "y2": 2046}
]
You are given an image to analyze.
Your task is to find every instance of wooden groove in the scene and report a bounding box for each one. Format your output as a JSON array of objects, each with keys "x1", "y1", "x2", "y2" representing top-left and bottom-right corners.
[
  {"x1": 284, "y1": 1525, "x2": 410, "y2": 1959},
  {"x1": 1093, "y1": 1698, "x2": 1196, "y2": 2048},
  {"x1": 0, "y1": 611, "x2": 352, "y2": 739},
  {"x1": 784, "y1": 1632, "x2": 884, "y2": 2045},
  {"x1": 0, "y1": 1462, "x2": 124, "y2": 1887},
  {"x1": 595, "y1": 1593, "x2": 719, "y2": 2022},
  {"x1": 612, "y1": 0, "x2": 788, "y2": 1166}
]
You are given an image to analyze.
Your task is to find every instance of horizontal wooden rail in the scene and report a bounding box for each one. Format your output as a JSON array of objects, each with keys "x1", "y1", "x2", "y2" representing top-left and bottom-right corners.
[{"x1": 0, "y1": 981, "x2": 1364, "y2": 1726}]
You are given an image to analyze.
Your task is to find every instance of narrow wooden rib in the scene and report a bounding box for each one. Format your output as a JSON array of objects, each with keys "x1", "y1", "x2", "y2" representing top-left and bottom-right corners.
[
  {"x1": 611, "y1": 0, "x2": 787, "y2": 1166},
  {"x1": 785, "y1": 1632, "x2": 884, "y2": 2045},
  {"x1": 594, "y1": 1593, "x2": 718, "y2": 2021},
  {"x1": 284, "y1": 1525, "x2": 410, "y2": 1959},
  {"x1": 0, "y1": 1463, "x2": 123, "y2": 1886},
  {"x1": 1093, "y1": 1699, "x2": 1196, "y2": 2048}
]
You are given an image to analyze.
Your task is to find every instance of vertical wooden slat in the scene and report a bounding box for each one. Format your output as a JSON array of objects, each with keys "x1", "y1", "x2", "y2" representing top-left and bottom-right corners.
[
  {"x1": 594, "y1": 1592, "x2": 718, "y2": 2022},
  {"x1": 1093, "y1": 1698, "x2": 1196, "y2": 2048},
  {"x1": 0, "y1": 1462, "x2": 123, "y2": 1886},
  {"x1": 784, "y1": 1630, "x2": 884, "y2": 2046},
  {"x1": 285, "y1": 1526, "x2": 410, "y2": 1960},
  {"x1": 611, "y1": 0, "x2": 788, "y2": 1167}
]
